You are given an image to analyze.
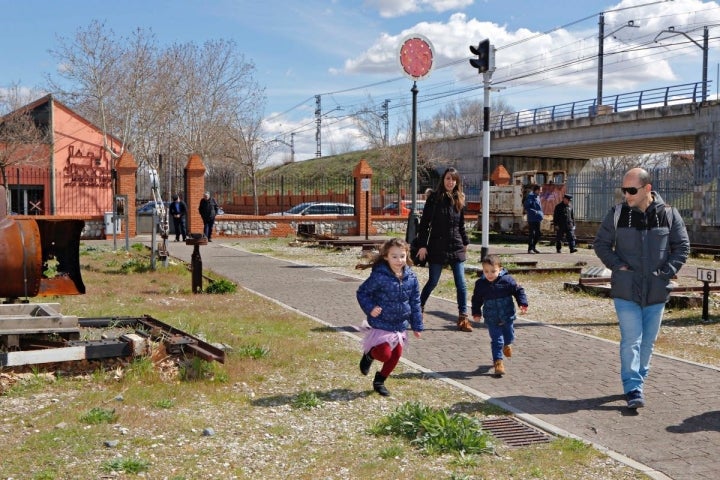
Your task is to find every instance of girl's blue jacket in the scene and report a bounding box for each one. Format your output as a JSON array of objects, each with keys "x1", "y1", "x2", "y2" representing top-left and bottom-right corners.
[
  {"x1": 471, "y1": 269, "x2": 528, "y2": 325},
  {"x1": 356, "y1": 262, "x2": 424, "y2": 333}
]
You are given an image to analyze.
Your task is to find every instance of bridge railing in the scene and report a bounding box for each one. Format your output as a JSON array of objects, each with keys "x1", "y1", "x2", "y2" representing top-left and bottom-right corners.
[{"x1": 492, "y1": 81, "x2": 711, "y2": 131}]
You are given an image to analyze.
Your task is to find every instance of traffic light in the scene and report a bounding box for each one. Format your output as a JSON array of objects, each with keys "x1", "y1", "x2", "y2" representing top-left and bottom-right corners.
[{"x1": 469, "y1": 39, "x2": 492, "y2": 73}]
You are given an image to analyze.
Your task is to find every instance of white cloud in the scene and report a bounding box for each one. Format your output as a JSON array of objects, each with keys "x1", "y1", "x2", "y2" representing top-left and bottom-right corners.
[
  {"x1": 341, "y1": 1, "x2": 720, "y2": 95},
  {"x1": 366, "y1": 0, "x2": 474, "y2": 18}
]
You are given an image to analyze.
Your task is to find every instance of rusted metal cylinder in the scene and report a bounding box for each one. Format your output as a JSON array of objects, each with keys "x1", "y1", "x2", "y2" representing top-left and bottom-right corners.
[{"x1": 0, "y1": 217, "x2": 42, "y2": 298}]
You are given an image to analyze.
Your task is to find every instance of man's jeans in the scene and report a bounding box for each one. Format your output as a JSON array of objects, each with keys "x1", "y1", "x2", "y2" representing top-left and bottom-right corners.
[
  {"x1": 614, "y1": 298, "x2": 665, "y2": 394},
  {"x1": 421, "y1": 261, "x2": 468, "y2": 315}
]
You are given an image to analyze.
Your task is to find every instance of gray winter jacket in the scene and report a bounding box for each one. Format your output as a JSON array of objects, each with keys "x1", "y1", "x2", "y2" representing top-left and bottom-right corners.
[{"x1": 594, "y1": 192, "x2": 690, "y2": 306}]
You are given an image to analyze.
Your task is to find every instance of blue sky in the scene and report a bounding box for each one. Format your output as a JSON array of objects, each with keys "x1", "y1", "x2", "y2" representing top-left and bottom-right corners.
[{"x1": 2, "y1": 0, "x2": 720, "y2": 163}]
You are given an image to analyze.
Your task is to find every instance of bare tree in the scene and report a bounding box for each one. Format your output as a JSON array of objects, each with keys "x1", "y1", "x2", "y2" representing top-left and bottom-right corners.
[
  {"x1": 47, "y1": 22, "x2": 266, "y2": 208},
  {"x1": 222, "y1": 105, "x2": 271, "y2": 215},
  {"x1": 420, "y1": 98, "x2": 515, "y2": 139},
  {"x1": 353, "y1": 97, "x2": 389, "y2": 148},
  {"x1": 0, "y1": 86, "x2": 49, "y2": 206},
  {"x1": 589, "y1": 153, "x2": 671, "y2": 174},
  {"x1": 47, "y1": 21, "x2": 134, "y2": 164}
]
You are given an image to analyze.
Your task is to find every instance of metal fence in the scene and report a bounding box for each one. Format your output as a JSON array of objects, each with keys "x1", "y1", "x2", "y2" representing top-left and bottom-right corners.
[
  {"x1": 567, "y1": 166, "x2": 717, "y2": 226},
  {"x1": 135, "y1": 165, "x2": 717, "y2": 225},
  {"x1": 5, "y1": 166, "x2": 113, "y2": 216},
  {"x1": 491, "y1": 81, "x2": 710, "y2": 130}
]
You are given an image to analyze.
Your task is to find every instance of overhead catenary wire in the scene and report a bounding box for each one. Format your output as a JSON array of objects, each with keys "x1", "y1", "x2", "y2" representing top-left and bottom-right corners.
[{"x1": 267, "y1": 3, "x2": 720, "y2": 143}]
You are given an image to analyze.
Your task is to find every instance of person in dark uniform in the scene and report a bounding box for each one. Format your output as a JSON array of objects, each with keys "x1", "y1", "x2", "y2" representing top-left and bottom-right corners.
[
  {"x1": 169, "y1": 194, "x2": 188, "y2": 242},
  {"x1": 553, "y1": 194, "x2": 577, "y2": 253}
]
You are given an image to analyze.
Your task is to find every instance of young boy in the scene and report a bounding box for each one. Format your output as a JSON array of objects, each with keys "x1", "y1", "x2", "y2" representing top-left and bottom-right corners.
[{"x1": 471, "y1": 254, "x2": 528, "y2": 376}]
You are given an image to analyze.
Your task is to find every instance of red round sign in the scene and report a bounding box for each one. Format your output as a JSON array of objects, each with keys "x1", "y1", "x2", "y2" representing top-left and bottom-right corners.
[{"x1": 398, "y1": 35, "x2": 434, "y2": 80}]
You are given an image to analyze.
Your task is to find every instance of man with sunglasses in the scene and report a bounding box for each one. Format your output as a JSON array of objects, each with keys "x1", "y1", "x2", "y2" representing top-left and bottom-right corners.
[{"x1": 594, "y1": 167, "x2": 690, "y2": 410}]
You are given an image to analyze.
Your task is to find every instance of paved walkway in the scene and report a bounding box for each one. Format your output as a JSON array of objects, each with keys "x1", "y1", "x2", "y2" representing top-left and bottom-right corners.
[{"x1": 156, "y1": 237, "x2": 719, "y2": 480}]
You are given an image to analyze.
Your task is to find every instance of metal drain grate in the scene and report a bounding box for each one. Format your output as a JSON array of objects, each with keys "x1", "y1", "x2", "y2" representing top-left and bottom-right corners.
[{"x1": 480, "y1": 417, "x2": 553, "y2": 447}]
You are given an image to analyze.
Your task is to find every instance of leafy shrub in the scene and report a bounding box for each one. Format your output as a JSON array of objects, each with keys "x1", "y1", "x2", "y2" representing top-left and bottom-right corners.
[
  {"x1": 204, "y1": 279, "x2": 237, "y2": 294},
  {"x1": 80, "y1": 407, "x2": 118, "y2": 424},
  {"x1": 120, "y1": 257, "x2": 152, "y2": 273},
  {"x1": 237, "y1": 343, "x2": 270, "y2": 359},
  {"x1": 292, "y1": 391, "x2": 321, "y2": 409},
  {"x1": 101, "y1": 457, "x2": 150, "y2": 474},
  {"x1": 370, "y1": 401, "x2": 495, "y2": 456}
]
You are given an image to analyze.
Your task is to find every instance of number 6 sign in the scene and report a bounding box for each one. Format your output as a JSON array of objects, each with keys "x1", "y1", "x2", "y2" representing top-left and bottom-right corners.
[{"x1": 697, "y1": 268, "x2": 717, "y2": 283}]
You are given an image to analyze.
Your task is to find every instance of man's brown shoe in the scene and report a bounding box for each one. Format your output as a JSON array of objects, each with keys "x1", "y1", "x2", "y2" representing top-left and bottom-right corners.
[
  {"x1": 457, "y1": 313, "x2": 473, "y2": 332},
  {"x1": 503, "y1": 344, "x2": 512, "y2": 358},
  {"x1": 493, "y1": 359, "x2": 505, "y2": 376}
]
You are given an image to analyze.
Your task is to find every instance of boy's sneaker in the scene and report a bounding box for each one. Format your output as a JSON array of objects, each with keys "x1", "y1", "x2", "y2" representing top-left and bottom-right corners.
[
  {"x1": 493, "y1": 359, "x2": 505, "y2": 376},
  {"x1": 502, "y1": 344, "x2": 512, "y2": 358},
  {"x1": 626, "y1": 389, "x2": 645, "y2": 409}
]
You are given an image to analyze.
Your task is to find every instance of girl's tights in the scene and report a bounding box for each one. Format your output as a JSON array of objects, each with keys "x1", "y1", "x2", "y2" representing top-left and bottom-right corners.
[{"x1": 369, "y1": 342, "x2": 403, "y2": 377}]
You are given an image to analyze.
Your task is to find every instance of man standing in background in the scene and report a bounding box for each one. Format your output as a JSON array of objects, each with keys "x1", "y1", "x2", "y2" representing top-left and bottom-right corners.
[
  {"x1": 199, "y1": 192, "x2": 219, "y2": 242},
  {"x1": 169, "y1": 194, "x2": 188, "y2": 242},
  {"x1": 524, "y1": 184, "x2": 543, "y2": 254}
]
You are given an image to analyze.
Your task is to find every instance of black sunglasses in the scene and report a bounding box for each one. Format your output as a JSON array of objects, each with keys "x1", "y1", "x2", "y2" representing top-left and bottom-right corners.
[{"x1": 621, "y1": 186, "x2": 642, "y2": 195}]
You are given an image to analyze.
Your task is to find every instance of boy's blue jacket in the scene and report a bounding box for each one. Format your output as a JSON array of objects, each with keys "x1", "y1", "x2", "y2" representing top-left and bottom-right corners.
[
  {"x1": 356, "y1": 262, "x2": 424, "y2": 333},
  {"x1": 471, "y1": 269, "x2": 528, "y2": 324}
]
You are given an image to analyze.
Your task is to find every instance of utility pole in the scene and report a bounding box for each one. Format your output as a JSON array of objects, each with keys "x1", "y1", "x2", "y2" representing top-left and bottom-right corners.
[
  {"x1": 654, "y1": 25, "x2": 710, "y2": 102},
  {"x1": 315, "y1": 95, "x2": 321, "y2": 158},
  {"x1": 597, "y1": 14, "x2": 638, "y2": 112},
  {"x1": 382, "y1": 99, "x2": 390, "y2": 146},
  {"x1": 470, "y1": 39, "x2": 495, "y2": 260}
]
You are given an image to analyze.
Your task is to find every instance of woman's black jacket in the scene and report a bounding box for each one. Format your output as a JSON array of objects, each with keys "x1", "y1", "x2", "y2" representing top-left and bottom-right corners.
[{"x1": 416, "y1": 192, "x2": 469, "y2": 265}]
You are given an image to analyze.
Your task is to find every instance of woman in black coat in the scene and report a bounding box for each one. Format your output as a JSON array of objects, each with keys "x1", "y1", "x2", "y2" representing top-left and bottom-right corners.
[{"x1": 415, "y1": 167, "x2": 471, "y2": 332}]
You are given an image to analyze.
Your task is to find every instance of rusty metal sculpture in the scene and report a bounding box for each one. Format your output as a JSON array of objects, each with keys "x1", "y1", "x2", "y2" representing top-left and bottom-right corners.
[{"x1": 0, "y1": 216, "x2": 85, "y2": 300}]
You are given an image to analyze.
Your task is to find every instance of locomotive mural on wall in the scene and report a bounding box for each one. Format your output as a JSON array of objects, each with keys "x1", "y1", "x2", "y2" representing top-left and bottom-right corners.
[{"x1": 471, "y1": 165, "x2": 567, "y2": 234}]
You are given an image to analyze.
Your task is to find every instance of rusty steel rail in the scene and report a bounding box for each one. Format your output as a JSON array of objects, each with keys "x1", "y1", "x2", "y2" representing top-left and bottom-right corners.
[{"x1": 78, "y1": 315, "x2": 225, "y2": 363}]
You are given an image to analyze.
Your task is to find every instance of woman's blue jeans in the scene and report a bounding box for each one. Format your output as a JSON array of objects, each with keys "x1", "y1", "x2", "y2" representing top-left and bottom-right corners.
[
  {"x1": 420, "y1": 261, "x2": 468, "y2": 315},
  {"x1": 614, "y1": 298, "x2": 665, "y2": 394}
]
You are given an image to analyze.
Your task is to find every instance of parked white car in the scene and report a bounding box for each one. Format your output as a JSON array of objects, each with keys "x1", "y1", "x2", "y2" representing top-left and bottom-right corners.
[{"x1": 267, "y1": 202, "x2": 354, "y2": 216}]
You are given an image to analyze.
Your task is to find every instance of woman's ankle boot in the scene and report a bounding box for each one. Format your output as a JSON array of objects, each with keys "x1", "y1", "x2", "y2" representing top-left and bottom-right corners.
[
  {"x1": 373, "y1": 372, "x2": 390, "y2": 396},
  {"x1": 359, "y1": 352, "x2": 374, "y2": 376}
]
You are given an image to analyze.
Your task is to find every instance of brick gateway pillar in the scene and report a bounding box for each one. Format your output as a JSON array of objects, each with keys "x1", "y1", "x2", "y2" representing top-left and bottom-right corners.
[
  {"x1": 185, "y1": 154, "x2": 206, "y2": 236},
  {"x1": 115, "y1": 151, "x2": 138, "y2": 237},
  {"x1": 353, "y1": 159, "x2": 375, "y2": 237}
]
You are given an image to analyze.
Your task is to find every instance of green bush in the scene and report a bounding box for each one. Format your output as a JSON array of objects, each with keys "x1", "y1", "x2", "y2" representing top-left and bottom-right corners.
[
  {"x1": 370, "y1": 401, "x2": 495, "y2": 456},
  {"x1": 204, "y1": 279, "x2": 237, "y2": 294}
]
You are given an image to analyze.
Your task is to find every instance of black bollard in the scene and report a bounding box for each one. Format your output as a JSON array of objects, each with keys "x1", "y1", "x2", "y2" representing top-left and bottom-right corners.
[{"x1": 186, "y1": 235, "x2": 208, "y2": 293}]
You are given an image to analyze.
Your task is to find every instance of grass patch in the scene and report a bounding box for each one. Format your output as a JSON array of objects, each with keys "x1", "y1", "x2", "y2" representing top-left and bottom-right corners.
[
  {"x1": 369, "y1": 401, "x2": 495, "y2": 456},
  {"x1": 0, "y1": 242, "x2": 648, "y2": 480},
  {"x1": 291, "y1": 390, "x2": 322, "y2": 409},
  {"x1": 101, "y1": 457, "x2": 150, "y2": 474},
  {"x1": 79, "y1": 407, "x2": 118, "y2": 424}
]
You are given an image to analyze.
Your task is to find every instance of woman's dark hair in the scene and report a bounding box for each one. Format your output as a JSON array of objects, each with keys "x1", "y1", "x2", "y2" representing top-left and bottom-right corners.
[{"x1": 434, "y1": 167, "x2": 466, "y2": 212}]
